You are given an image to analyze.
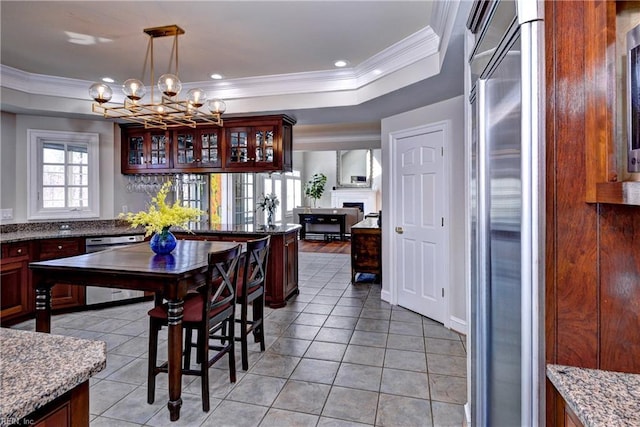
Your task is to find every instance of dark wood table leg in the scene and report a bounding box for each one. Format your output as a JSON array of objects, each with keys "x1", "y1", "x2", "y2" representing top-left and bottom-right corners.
[
  {"x1": 35, "y1": 282, "x2": 52, "y2": 333},
  {"x1": 166, "y1": 298, "x2": 184, "y2": 421}
]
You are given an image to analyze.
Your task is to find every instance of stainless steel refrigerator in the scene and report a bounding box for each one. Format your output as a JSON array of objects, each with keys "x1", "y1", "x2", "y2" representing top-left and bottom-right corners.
[{"x1": 468, "y1": 1, "x2": 545, "y2": 425}]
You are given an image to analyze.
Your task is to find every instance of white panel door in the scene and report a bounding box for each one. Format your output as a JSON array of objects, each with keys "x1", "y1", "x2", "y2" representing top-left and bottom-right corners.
[{"x1": 394, "y1": 126, "x2": 446, "y2": 323}]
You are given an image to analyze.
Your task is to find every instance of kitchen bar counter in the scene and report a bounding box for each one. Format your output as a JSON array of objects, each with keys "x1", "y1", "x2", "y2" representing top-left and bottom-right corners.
[
  {"x1": 0, "y1": 328, "x2": 106, "y2": 425},
  {"x1": 547, "y1": 364, "x2": 640, "y2": 426},
  {"x1": 0, "y1": 220, "x2": 301, "y2": 243},
  {"x1": 0, "y1": 220, "x2": 142, "y2": 243}
]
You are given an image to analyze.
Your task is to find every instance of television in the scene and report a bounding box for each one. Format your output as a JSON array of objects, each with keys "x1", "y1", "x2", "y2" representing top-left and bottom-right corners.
[{"x1": 627, "y1": 23, "x2": 640, "y2": 173}]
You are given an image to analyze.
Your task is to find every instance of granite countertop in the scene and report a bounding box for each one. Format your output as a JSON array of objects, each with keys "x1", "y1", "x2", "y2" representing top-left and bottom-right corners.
[
  {"x1": 0, "y1": 328, "x2": 106, "y2": 425},
  {"x1": 0, "y1": 220, "x2": 302, "y2": 243},
  {"x1": 547, "y1": 364, "x2": 640, "y2": 427},
  {"x1": 352, "y1": 217, "x2": 380, "y2": 229}
]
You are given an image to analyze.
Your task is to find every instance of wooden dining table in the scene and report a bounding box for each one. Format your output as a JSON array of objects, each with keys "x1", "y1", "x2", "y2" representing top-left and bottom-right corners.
[{"x1": 29, "y1": 239, "x2": 242, "y2": 422}]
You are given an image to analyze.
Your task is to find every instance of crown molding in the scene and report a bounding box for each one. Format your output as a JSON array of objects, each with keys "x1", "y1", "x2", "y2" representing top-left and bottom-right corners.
[{"x1": 1, "y1": 25, "x2": 443, "y2": 114}]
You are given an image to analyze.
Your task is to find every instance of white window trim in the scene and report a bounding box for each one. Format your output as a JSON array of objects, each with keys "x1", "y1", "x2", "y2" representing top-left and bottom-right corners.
[{"x1": 27, "y1": 129, "x2": 100, "y2": 220}]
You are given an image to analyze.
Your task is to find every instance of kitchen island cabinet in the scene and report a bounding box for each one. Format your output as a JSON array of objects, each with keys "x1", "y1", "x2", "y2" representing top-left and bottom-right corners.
[
  {"x1": 0, "y1": 328, "x2": 105, "y2": 427},
  {"x1": 174, "y1": 223, "x2": 300, "y2": 307}
]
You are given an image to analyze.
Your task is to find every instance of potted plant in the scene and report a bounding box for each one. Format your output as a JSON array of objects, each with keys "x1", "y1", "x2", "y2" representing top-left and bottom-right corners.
[{"x1": 304, "y1": 173, "x2": 327, "y2": 208}]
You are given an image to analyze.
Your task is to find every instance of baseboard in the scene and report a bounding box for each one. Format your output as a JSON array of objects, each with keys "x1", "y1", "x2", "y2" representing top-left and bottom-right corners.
[
  {"x1": 449, "y1": 315, "x2": 467, "y2": 335},
  {"x1": 381, "y1": 289, "x2": 391, "y2": 304},
  {"x1": 464, "y1": 402, "x2": 471, "y2": 426}
]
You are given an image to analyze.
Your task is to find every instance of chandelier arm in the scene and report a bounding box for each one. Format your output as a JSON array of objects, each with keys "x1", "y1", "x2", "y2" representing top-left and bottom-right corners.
[
  {"x1": 172, "y1": 32, "x2": 179, "y2": 77},
  {"x1": 150, "y1": 34, "x2": 155, "y2": 104}
]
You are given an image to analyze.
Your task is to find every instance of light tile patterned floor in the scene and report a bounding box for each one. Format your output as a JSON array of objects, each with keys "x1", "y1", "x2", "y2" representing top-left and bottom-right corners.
[{"x1": 12, "y1": 252, "x2": 467, "y2": 426}]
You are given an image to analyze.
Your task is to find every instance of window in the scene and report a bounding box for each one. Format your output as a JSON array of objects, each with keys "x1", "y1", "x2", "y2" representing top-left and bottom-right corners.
[
  {"x1": 175, "y1": 174, "x2": 208, "y2": 230},
  {"x1": 28, "y1": 130, "x2": 99, "y2": 220},
  {"x1": 262, "y1": 173, "x2": 283, "y2": 223},
  {"x1": 285, "y1": 170, "x2": 302, "y2": 214},
  {"x1": 232, "y1": 173, "x2": 254, "y2": 225}
]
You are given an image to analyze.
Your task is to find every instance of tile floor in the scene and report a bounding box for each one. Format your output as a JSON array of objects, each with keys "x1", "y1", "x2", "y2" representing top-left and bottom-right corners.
[{"x1": 12, "y1": 252, "x2": 467, "y2": 426}]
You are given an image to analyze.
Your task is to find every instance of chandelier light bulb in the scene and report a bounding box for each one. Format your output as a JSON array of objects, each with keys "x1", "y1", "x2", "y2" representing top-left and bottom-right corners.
[
  {"x1": 186, "y1": 88, "x2": 207, "y2": 108},
  {"x1": 208, "y1": 98, "x2": 227, "y2": 115},
  {"x1": 123, "y1": 79, "x2": 146, "y2": 101},
  {"x1": 89, "y1": 82, "x2": 113, "y2": 104},
  {"x1": 158, "y1": 74, "x2": 182, "y2": 97}
]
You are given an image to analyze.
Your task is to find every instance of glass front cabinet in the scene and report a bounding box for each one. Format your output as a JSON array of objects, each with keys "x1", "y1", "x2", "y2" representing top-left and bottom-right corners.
[
  {"x1": 173, "y1": 127, "x2": 222, "y2": 171},
  {"x1": 224, "y1": 122, "x2": 280, "y2": 171},
  {"x1": 120, "y1": 114, "x2": 295, "y2": 174},
  {"x1": 121, "y1": 129, "x2": 172, "y2": 173}
]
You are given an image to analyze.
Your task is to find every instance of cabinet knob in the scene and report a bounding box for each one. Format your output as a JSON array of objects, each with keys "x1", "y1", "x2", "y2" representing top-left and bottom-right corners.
[
  {"x1": 17, "y1": 249, "x2": 22, "y2": 254},
  {"x1": 58, "y1": 245, "x2": 63, "y2": 249}
]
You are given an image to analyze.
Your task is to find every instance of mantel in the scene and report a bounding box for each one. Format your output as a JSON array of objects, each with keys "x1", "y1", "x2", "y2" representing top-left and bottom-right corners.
[{"x1": 330, "y1": 189, "x2": 378, "y2": 214}]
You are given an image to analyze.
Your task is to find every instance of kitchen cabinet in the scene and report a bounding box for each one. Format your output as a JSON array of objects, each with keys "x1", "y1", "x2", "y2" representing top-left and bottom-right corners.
[
  {"x1": 554, "y1": 391, "x2": 583, "y2": 427},
  {"x1": 350, "y1": 218, "x2": 381, "y2": 284},
  {"x1": 173, "y1": 127, "x2": 222, "y2": 171},
  {"x1": 121, "y1": 128, "x2": 172, "y2": 173},
  {"x1": 37, "y1": 237, "x2": 85, "y2": 310},
  {"x1": 26, "y1": 381, "x2": 90, "y2": 427},
  {"x1": 223, "y1": 116, "x2": 294, "y2": 172},
  {"x1": 120, "y1": 114, "x2": 295, "y2": 174},
  {"x1": 0, "y1": 242, "x2": 32, "y2": 325}
]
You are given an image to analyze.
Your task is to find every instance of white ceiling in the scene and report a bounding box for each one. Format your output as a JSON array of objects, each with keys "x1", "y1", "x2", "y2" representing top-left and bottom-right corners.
[{"x1": 0, "y1": 1, "x2": 469, "y2": 128}]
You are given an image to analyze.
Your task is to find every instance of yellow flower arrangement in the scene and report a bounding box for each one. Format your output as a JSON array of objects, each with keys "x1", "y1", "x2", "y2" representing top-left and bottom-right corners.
[{"x1": 119, "y1": 181, "x2": 203, "y2": 237}]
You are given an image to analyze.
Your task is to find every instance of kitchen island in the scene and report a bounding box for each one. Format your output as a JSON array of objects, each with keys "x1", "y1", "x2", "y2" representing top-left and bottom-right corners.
[{"x1": 0, "y1": 328, "x2": 106, "y2": 426}]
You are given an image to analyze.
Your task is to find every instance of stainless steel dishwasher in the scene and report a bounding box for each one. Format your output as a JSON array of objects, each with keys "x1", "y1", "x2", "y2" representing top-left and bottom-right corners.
[{"x1": 85, "y1": 235, "x2": 146, "y2": 305}]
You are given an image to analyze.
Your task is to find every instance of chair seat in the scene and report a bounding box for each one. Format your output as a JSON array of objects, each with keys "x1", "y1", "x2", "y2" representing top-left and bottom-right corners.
[{"x1": 148, "y1": 294, "x2": 231, "y2": 323}]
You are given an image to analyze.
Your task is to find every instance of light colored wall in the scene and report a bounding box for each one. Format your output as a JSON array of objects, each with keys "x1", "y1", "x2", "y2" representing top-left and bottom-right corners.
[
  {"x1": 1, "y1": 114, "x2": 117, "y2": 223},
  {"x1": 1, "y1": 112, "x2": 17, "y2": 220},
  {"x1": 381, "y1": 95, "x2": 467, "y2": 333}
]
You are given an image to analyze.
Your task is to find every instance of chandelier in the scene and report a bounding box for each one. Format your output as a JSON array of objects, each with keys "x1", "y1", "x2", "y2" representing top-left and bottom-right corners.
[{"x1": 89, "y1": 25, "x2": 225, "y2": 130}]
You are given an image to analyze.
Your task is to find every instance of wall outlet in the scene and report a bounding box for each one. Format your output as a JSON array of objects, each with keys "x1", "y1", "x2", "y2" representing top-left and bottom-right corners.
[{"x1": 1, "y1": 208, "x2": 13, "y2": 220}]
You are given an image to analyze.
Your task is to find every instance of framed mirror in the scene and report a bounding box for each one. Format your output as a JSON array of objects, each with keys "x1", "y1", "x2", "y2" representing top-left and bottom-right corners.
[{"x1": 336, "y1": 149, "x2": 373, "y2": 188}]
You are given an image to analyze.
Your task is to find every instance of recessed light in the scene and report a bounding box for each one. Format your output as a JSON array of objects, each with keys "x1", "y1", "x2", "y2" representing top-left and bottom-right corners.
[
  {"x1": 334, "y1": 60, "x2": 349, "y2": 68},
  {"x1": 210, "y1": 73, "x2": 224, "y2": 80},
  {"x1": 102, "y1": 77, "x2": 115, "y2": 83}
]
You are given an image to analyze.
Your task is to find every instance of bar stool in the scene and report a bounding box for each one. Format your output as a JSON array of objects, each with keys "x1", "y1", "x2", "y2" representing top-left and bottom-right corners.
[{"x1": 147, "y1": 244, "x2": 242, "y2": 412}]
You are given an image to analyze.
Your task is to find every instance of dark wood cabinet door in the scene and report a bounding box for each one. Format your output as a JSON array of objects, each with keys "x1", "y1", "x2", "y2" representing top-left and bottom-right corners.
[
  {"x1": 0, "y1": 256, "x2": 31, "y2": 323},
  {"x1": 225, "y1": 126, "x2": 251, "y2": 168},
  {"x1": 121, "y1": 129, "x2": 171, "y2": 173},
  {"x1": 283, "y1": 231, "x2": 299, "y2": 297},
  {"x1": 173, "y1": 127, "x2": 222, "y2": 171}
]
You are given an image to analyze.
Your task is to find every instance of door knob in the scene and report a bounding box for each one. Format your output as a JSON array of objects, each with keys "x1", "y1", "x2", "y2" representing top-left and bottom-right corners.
[{"x1": 395, "y1": 227, "x2": 404, "y2": 234}]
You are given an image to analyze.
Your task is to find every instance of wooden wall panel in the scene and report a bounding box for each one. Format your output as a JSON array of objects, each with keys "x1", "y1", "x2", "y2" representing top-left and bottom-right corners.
[
  {"x1": 599, "y1": 205, "x2": 640, "y2": 373},
  {"x1": 545, "y1": 1, "x2": 640, "y2": 424},
  {"x1": 547, "y1": 0, "x2": 600, "y2": 369}
]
